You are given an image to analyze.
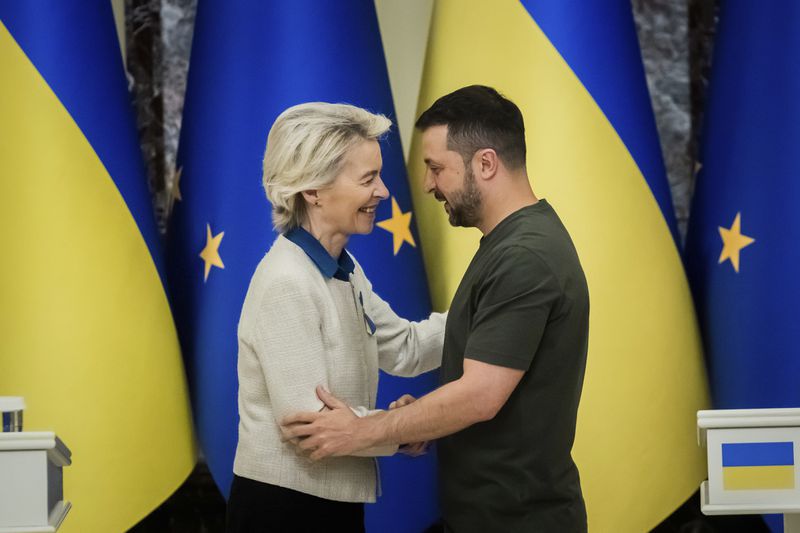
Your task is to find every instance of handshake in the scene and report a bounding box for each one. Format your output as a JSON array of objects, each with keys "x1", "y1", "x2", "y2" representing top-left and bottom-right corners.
[
  {"x1": 388, "y1": 394, "x2": 429, "y2": 457},
  {"x1": 280, "y1": 386, "x2": 429, "y2": 461}
]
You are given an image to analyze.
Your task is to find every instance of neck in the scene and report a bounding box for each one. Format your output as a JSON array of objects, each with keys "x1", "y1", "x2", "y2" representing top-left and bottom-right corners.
[
  {"x1": 477, "y1": 173, "x2": 538, "y2": 235},
  {"x1": 302, "y1": 220, "x2": 348, "y2": 258}
]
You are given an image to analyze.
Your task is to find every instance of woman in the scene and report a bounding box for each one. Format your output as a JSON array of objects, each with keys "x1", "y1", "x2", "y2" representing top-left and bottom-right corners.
[{"x1": 226, "y1": 102, "x2": 445, "y2": 532}]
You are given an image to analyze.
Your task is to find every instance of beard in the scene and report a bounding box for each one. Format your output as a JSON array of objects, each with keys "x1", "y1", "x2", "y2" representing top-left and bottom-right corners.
[{"x1": 444, "y1": 165, "x2": 482, "y2": 227}]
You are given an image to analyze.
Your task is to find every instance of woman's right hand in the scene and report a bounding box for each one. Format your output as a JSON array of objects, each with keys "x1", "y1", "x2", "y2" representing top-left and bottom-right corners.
[{"x1": 388, "y1": 394, "x2": 416, "y2": 410}]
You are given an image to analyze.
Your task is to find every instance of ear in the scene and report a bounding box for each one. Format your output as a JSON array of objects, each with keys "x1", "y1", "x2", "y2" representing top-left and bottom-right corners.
[
  {"x1": 300, "y1": 189, "x2": 320, "y2": 206},
  {"x1": 475, "y1": 148, "x2": 499, "y2": 181}
]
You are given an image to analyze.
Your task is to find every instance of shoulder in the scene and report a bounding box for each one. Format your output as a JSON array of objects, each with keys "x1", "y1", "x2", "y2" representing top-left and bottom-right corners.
[
  {"x1": 496, "y1": 207, "x2": 581, "y2": 278},
  {"x1": 487, "y1": 242, "x2": 556, "y2": 282},
  {"x1": 464, "y1": 244, "x2": 561, "y2": 309},
  {"x1": 249, "y1": 236, "x2": 323, "y2": 299}
]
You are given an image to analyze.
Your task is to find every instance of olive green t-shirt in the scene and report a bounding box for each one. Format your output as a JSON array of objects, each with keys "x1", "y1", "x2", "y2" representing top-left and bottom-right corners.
[{"x1": 438, "y1": 200, "x2": 589, "y2": 533}]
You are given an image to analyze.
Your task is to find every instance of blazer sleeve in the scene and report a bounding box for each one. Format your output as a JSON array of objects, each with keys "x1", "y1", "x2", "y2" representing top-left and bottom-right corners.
[
  {"x1": 363, "y1": 281, "x2": 447, "y2": 378},
  {"x1": 249, "y1": 275, "x2": 328, "y2": 423},
  {"x1": 251, "y1": 274, "x2": 398, "y2": 456}
]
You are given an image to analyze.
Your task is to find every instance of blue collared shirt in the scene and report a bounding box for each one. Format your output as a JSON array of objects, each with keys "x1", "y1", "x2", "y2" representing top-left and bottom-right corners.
[
  {"x1": 284, "y1": 226, "x2": 355, "y2": 281},
  {"x1": 284, "y1": 227, "x2": 375, "y2": 335}
]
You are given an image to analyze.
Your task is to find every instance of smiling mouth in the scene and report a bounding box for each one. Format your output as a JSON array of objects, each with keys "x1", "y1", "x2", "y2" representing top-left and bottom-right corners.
[
  {"x1": 359, "y1": 205, "x2": 378, "y2": 214},
  {"x1": 433, "y1": 192, "x2": 449, "y2": 211}
]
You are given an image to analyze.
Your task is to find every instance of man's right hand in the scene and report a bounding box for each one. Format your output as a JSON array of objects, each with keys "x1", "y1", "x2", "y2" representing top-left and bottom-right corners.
[{"x1": 389, "y1": 394, "x2": 429, "y2": 456}]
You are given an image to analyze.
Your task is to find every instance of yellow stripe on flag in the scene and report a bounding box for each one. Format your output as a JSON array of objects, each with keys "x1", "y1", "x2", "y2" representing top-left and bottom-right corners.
[
  {"x1": 723, "y1": 466, "x2": 795, "y2": 490},
  {"x1": 0, "y1": 22, "x2": 195, "y2": 533},
  {"x1": 408, "y1": 1, "x2": 709, "y2": 531}
]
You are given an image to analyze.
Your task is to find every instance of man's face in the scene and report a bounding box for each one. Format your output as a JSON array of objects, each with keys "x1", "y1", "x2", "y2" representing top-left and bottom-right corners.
[{"x1": 421, "y1": 125, "x2": 482, "y2": 228}]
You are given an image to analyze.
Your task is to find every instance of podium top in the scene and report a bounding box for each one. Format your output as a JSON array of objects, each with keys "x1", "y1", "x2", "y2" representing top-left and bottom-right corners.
[
  {"x1": 0, "y1": 397, "x2": 25, "y2": 411},
  {"x1": 697, "y1": 408, "x2": 800, "y2": 446},
  {"x1": 0, "y1": 431, "x2": 71, "y2": 466}
]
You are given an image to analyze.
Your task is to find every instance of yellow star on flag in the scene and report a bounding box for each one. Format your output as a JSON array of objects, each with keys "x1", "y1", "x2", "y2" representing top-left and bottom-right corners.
[
  {"x1": 718, "y1": 212, "x2": 755, "y2": 273},
  {"x1": 376, "y1": 196, "x2": 416, "y2": 255},
  {"x1": 199, "y1": 223, "x2": 225, "y2": 281}
]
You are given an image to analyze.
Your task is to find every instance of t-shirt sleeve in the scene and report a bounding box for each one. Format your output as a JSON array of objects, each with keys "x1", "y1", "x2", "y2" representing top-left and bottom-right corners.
[{"x1": 463, "y1": 245, "x2": 560, "y2": 371}]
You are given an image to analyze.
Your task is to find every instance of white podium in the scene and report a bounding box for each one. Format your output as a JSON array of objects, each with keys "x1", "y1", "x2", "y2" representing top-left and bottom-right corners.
[
  {"x1": 0, "y1": 432, "x2": 71, "y2": 533},
  {"x1": 698, "y1": 408, "x2": 800, "y2": 532}
]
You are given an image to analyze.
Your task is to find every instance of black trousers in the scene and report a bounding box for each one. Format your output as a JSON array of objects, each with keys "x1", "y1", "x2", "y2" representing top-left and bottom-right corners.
[{"x1": 226, "y1": 475, "x2": 365, "y2": 533}]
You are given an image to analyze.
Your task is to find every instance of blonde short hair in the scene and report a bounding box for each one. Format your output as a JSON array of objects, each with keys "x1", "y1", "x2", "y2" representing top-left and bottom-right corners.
[{"x1": 262, "y1": 102, "x2": 392, "y2": 232}]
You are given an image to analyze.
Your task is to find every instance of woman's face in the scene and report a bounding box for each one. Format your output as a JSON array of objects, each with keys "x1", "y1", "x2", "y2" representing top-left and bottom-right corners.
[{"x1": 316, "y1": 139, "x2": 390, "y2": 238}]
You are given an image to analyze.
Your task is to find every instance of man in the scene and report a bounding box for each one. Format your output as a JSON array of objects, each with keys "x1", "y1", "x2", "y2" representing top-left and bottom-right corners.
[{"x1": 283, "y1": 85, "x2": 589, "y2": 532}]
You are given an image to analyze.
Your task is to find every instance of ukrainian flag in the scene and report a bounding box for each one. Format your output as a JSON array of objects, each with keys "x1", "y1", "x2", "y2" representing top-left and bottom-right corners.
[
  {"x1": 0, "y1": 3, "x2": 194, "y2": 532},
  {"x1": 722, "y1": 442, "x2": 795, "y2": 491},
  {"x1": 168, "y1": 1, "x2": 438, "y2": 530},
  {"x1": 408, "y1": 1, "x2": 709, "y2": 530}
]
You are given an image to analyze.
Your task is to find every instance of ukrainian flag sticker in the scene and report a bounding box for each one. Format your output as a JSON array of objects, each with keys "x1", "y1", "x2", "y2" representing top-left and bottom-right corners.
[{"x1": 722, "y1": 442, "x2": 795, "y2": 490}]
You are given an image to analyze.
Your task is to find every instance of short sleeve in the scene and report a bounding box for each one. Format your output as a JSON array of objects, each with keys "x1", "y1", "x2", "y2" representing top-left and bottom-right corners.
[{"x1": 464, "y1": 246, "x2": 560, "y2": 370}]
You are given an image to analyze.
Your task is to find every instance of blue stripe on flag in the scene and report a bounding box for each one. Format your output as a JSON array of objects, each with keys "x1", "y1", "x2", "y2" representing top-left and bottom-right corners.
[
  {"x1": 518, "y1": 0, "x2": 678, "y2": 245},
  {"x1": 722, "y1": 442, "x2": 794, "y2": 467},
  {"x1": 0, "y1": 1, "x2": 166, "y2": 285}
]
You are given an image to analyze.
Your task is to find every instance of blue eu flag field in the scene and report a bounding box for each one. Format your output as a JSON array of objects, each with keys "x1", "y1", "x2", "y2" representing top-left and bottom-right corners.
[{"x1": 685, "y1": 2, "x2": 800, "y2": 411}]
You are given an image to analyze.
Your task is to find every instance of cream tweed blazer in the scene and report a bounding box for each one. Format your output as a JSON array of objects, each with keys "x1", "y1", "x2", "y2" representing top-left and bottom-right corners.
[{"x1": 233, "y1": 235, "x2": 445, "y2": 502}]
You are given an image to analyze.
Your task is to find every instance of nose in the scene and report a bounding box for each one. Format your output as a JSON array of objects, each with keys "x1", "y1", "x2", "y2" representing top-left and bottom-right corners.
[
  {"x1": 373, "y1": 175, "x2": 390, "y2": 200},
  {"x1": 422, "y1": 170, "x2": 435, "y2": 194}
]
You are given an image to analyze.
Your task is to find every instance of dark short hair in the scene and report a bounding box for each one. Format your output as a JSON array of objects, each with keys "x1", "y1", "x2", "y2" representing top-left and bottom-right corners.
[{"x1": 415, "y1": 85, "x2": 526, "y2": 169}]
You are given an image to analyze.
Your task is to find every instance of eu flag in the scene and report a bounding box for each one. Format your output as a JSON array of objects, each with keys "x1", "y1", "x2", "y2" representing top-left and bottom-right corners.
[
  {"x1": 166, "y1": 1, "x2": 438, "y2": 531},
  {"x1": 685, "y1": 7, "x2": 800, "y2": 529},
  {"x1": 0, "y1": 2, "x2": 194, "y2": 531},
  {"x1": 685, "y1": 2, "x2": 800, "y2": 411}
]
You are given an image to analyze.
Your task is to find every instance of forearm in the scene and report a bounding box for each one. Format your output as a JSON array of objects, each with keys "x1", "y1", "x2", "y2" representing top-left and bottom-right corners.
[
  {"x1": 360, "y1": 377, "x2": 489, "y2": 446},
  {"x1": 282, "y1": 360, "x2": 521, "y2": 460},
  {"x1": 348, "y1": 406, "x2": 399, "y2": 456}
]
